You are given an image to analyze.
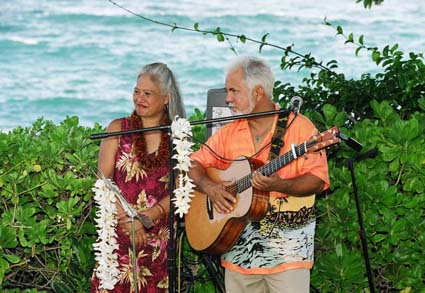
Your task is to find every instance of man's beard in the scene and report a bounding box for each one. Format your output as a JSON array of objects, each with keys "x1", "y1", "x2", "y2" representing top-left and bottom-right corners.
[{"x1": 229, "y1": 96, "x2": 256, "y2": 115}]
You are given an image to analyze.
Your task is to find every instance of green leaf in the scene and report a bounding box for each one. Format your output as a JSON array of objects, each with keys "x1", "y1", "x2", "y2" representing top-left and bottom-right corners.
[
  {"x1": 51, "y1": 278, "x2": 74, "y2": 293},
  {"x1": 239, "y1": 34, "x2": 246, "y2": 43},
  {"x1": 259, "y1": 43, "x2": 265, "y2": 53},
  {"x1": 336, "y1": 25, "x2": 343, "y2": 35},
  {"x1": 0, "y1": 226, "x2": 18, "y2": 249},
  {"x1": 18, "y1": 228, "x2": 29, "y2": 247},
  {"x1": 33, "y1": 164, "x2": 42, "y2": 172},
  {"x1": 334, "y1": 112, "x2": 348, "y2": 126},
  {"x1": 194, "y1": 22, "x2": 199, "y2": 31},
  {"x1": 372, "y1": 233, "x2": 387, "y2": 243},
  {"x1": 0, "y1": 257, "x2": 10, "y2": 285},
  {"x1": 355, "y1": 46, "x2": 362, "y2": 56},
  {"x1": 383, "y1": 45, "x2": 389, "y2": 57},
  {"x1": 4, "y1": 254, "x2": 20, "y2": 264},
  {"x1": 372, "y1": 51, "x2": 381, "y2": 63},
  {"x1": 403, "y1": 177, "x2": 424, "y2": 193},
  {"x1": 335, "y1": 243, "x2": 343, "y2": 257},
  {"x1": 417, "y1": 98, "x2": 425, "y2": 111},
  {"x1": 390, "y1": 43, "x2": 399, "y2": 52},
  {"x1": 323, "y1": 17, "x2": 330, "y2": 26},
  {"x1": 216, "y1": 33, "x2": 225, "y2": 42},
  {"x1": 404, "y1": 119, "x2": 420, "y2": 141},
  {"x1": 388, "y1": 159, "x2": 400, "y2": 172},
  {"x1": 322, "y1": 104, "x2": 338, "y2": 126}
]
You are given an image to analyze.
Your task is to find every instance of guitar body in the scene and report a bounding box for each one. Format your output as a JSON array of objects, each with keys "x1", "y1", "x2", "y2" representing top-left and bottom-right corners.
[{"x1": 185, "y1": 158, "x2": 269, "y2": 255}]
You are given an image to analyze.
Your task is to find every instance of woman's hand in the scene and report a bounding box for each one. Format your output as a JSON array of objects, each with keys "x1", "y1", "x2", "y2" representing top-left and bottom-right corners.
[{"x1": 118, "y1": 217, "x2": 150, "y2": 247}]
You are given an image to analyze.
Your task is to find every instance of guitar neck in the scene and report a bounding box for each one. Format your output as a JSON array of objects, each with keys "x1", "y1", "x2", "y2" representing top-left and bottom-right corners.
[{"x1": 232, "y1": 142, "x2": 307, "y2": 194}]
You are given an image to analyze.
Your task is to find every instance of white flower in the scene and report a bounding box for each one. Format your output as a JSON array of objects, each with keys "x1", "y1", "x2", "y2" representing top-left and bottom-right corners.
[
  {"x1": 171, "y1": 116, "x2": 192, "y2": 138},
  {"x1": 92, "y1": 178, "x2": 120, "y2": 289},
  {"x1": 171, "y1": 117, "x2": 195, "y2": 217}
]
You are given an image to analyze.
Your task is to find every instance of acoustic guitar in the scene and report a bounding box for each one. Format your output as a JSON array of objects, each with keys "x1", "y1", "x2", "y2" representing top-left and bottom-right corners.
[{"x1": 184, "y1": 126, "x2": 341, "y2": 255}]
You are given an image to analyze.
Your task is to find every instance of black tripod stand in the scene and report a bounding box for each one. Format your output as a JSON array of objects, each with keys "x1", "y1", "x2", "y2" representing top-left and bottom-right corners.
[
  {"x1": 345, "y1": 148, "x2": 378, "y2": 293},
  {"x1": 178, "y1": 247, "x2": 225, "y2": 292}
]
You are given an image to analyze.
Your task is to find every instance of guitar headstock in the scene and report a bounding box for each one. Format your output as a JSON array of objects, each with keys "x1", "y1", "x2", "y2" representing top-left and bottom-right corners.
[{"x1": 307, "y1": 126, "x2": 341, "y2": 152}]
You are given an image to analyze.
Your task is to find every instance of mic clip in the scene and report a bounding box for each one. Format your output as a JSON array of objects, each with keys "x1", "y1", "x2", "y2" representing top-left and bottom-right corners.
[
  {"x1": 338, "y1": 132, "x2": 363, "y2": 152},
  {"x1": 289, "y1": 96, "x2": 303, "y2": 115}
]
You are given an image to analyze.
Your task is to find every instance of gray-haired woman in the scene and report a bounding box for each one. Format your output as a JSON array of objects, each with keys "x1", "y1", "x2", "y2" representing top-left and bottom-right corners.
[{"x1": 91, "y1": 62, "x2": 186, "y2": 292}]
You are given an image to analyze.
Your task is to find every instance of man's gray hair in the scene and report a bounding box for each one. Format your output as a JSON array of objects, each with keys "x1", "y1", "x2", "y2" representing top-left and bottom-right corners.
[{"x1": 225, "y1": 56, "x2": 274, "y2": 99}]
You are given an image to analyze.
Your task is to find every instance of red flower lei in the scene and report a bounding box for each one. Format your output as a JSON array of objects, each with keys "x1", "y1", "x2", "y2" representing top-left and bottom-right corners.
[{"x1": 130, "y1": 111, "x2": 170, "y2": 170}]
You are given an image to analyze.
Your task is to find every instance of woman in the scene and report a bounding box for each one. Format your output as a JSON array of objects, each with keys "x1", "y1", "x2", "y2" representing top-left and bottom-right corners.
[{"x1": 91, "y1": 62, "x2": 186, "y2": 292}]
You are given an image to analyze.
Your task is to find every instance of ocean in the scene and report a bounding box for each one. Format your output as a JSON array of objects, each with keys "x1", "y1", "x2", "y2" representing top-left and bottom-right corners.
[{"x1": 1, "y1": 0, "x2": 424, "y2": 132}]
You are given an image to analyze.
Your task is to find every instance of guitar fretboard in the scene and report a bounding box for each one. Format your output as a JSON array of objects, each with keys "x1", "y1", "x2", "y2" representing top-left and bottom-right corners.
[{"x1": 231, "y1": 142, "x2": 308, "y2": 194}]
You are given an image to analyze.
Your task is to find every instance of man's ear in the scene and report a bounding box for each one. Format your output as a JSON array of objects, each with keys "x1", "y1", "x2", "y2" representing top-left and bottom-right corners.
[{"x1": 253, "y1": 85, "x2": 265, "y2": 101}]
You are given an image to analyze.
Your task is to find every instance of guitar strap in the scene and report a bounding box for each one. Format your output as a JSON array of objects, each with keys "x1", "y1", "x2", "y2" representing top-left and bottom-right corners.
[
  {"x1": 265, "y1": 109, "x2": 291, "y2": 230},
  {"x1": 268, "y1": 109, "x2": 289, "y2": 160}
]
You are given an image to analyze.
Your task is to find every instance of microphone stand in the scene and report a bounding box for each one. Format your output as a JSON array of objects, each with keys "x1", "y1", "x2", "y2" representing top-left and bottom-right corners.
[
  {"x1": 167, "y1": 130, "x2": 178, "y2": 293},
  {"x1": 89, "y1": 108, "x2": 289, "y2": 292},
  {"x1": 345, "y1": 149, "x2": 378, "y2": 293},
  {"x1": 89, "y1": 109, "x2": 290, "y2": 140}
]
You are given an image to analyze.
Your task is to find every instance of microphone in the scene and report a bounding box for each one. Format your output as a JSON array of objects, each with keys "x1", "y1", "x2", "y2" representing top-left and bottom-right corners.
[{"x1": 290, "y1": 96, "x2": 303, "y2": 115}]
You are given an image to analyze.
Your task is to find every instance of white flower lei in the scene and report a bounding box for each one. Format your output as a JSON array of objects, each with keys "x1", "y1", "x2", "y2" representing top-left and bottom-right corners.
[
  {"x1": 171, "y1": 117, "x2": 195, "y2": 217},
  {"x1": 92, "y1": 178, "x2": 120, "y2": 289}
]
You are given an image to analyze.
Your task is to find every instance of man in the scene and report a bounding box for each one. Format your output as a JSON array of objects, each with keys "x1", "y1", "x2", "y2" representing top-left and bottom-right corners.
[{"x1": 189, "y1": 56, "x2": 329, "y2": 292}]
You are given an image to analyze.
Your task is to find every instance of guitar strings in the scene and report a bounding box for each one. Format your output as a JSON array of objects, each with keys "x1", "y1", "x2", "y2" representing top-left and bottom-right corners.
[{"x1": 188, "y1": 113, "x2": 298, "y2": 165}]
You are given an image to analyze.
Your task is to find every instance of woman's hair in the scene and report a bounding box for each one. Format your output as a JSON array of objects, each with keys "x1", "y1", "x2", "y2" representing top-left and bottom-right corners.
[
  {"x1": 138, "y1": 62, "x2": 186, "y2": 119},
  {"x1": 225, "y1": 56, "x2": 274, "y2": 99}
]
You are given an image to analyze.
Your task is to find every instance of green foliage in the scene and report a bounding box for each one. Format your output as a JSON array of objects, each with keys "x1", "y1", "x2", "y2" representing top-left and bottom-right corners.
[
  {"x1": 188, "y1": 108, "x2": 206, "y2": 151},
  {"x1": 274, "y1": 20, "x2": 425, "y2": 124},
  {"x1": 0, "y1": 116, "x2": 220, "y2": 292},
  {"x1": 3, "y1": 1, "x2": 425, "y2": 291},
  {"x1": 311, "y1": 101, "x2": 425, "y2": 291},
  {"x1": 0, "y1": 117, "x2": 102, "y2": 291},
  {"x1": 357, "y1": 0, "x2": 385, "y2": 9},
  {"x1": 1, "y1": 106, "x2": 424, "y2": 292}
]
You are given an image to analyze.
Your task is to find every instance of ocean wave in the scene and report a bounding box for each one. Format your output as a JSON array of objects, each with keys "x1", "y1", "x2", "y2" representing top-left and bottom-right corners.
[
  {"x1": 7, "y1": 35, "x2": 39, "y2": 45},
  {"x1": 0, "y1": 0, "x2": 424, "y2": 131}
]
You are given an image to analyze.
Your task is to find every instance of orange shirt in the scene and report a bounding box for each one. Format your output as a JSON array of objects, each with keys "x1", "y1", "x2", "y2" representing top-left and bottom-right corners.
[
  {"x1": 190, "y1": 109, "x2": 330, "y2": 274},
  {"x1": 191, "y1": 110, "x2": 330, "y2": 196}
]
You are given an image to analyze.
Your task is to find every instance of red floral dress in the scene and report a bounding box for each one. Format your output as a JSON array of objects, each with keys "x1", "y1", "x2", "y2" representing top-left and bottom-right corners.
[{"x1": 91, "y1": 118, "x2": 170, "y2": 293}]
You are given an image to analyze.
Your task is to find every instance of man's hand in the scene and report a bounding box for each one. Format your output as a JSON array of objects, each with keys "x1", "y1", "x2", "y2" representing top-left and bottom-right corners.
[
  {"x1": 203, "y1": 180, "x2": 236, "y2": 214},
  {"x1": 190, "y1": 160, "x2": 237, "y2": 214},
  {"x1": 251, "y1": 172, "x2": 325, "y2": 196},
  {"x1": 251, "y1": 171, "x2": 281, "y2": 192}
]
